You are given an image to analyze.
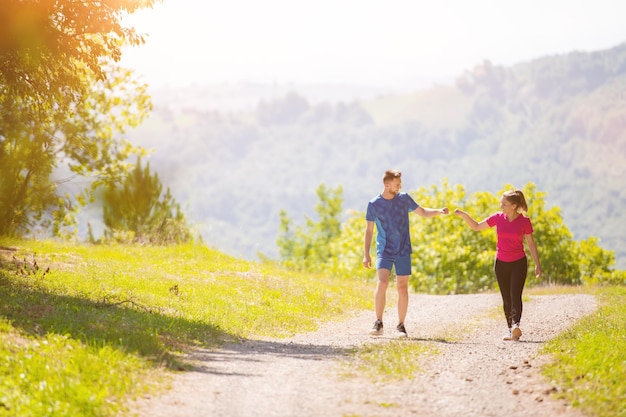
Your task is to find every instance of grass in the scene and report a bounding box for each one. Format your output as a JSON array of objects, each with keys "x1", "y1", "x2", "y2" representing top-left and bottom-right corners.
[
  {"x1": 343, "y1": 340, "x2": 437, "y2": 382},
  {"x1": 0, "y1": 238, "x2": 374, "y2": 416},
  {"x1": 2, "y1": 238, "x2": 624, "y2": 416},
  {"x1": 541, "y1": 286, "x2": 626, "y2": 417},
  {"x1": 526, "y1": 283, "x2": 592, "y2": 296},
  {"x1": 0, "y1": 323, "x2": 160, "y2": 417}
]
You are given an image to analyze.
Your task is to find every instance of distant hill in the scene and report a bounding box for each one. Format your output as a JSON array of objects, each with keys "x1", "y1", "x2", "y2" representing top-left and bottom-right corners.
[
  {"x1": 145, "y1": 82, "x2": 404, "y2": 113},
  {"x1": 118, "y1": 42, "x2": 626, "y2": 269}
]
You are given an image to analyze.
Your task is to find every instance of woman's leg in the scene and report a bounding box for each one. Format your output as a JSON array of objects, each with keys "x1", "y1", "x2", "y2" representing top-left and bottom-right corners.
[
  {"x1": 509, "y1": 257, "x2": 528, "y2": 325},
  {"x1": 494, "y1": 259, "x2": 513, "y2": 328}
]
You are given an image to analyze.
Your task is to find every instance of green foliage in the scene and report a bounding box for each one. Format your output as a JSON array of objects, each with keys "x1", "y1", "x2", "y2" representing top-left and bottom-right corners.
[
  {"x1": 522, "y1": 183, "x2": 580, "y2": 285},
  {"x1": 413, "y1": 181, "x2": 622, "y2": 292},
  {"x1": 279, "y1": 181, "x2": 623, "y2": 293},
  {"x1": 0, "y1": 1, "x2": 156, "y2": 238},
  {"x1": 102, "y1": 157, "x2": 192, "y2": 245},
  {"x1": 542, "y1": 287, "x2": 626, "y2": 417},
  {"x1": 522, "y1": 183, "x2": 624, "y2": 286},
  {"x1": 408, "y1": 181, "x2": 623, "y2": 292},
  {"x1": 575, "y1": 237, "x2": 626, "y2": 286},
  {"x1": 126, "y1": 44, "x2": 626, "y2": 269},
  {"x1": 277, "y1": 184, "x2": 344, "y2": 271},
  {"x1": 410, "y1": 180, "x2": 497, "y2": 294},
  {"x1": 0, "y1": 0, "x2": 156, "y2": 99},
  {"x1": 328, "y1": 211, "x2": 372, "y2": 278}
]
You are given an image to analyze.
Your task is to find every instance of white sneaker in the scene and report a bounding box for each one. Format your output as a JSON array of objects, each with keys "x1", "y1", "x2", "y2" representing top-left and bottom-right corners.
[
  {"x1": 369, "y1": 319, "x2": 383, "y2": 336},
  {"x1": 395, "y1": 322, "x2": 408, "y2": 338},
  {"x1": 511, "y1": 323, "x2": 522, "y2": 341},
  {"x1": 502, "y1": 329, "x2": 512, "y2": 341}
]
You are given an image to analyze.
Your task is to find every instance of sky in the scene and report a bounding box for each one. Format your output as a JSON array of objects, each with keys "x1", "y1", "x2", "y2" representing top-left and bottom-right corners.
[{"x1": 121, "y1": 0, "x2": 626, "y2": 88}]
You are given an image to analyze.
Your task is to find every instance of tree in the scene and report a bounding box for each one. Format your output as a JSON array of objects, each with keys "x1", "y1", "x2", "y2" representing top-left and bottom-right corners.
[
  {"x1": 519, "y1": 183, "x2": 581, "y2": 285},
  {"x1": 278, "y1": 180, "x2": 623, "y2": 292},
  {"x1": 0, "y1": 0, "x2": 157, "y2": 237},
  {"x1": 256, "y1": 92, "x2": 310, "y2": 126},
  {"x1": 277, "y1": 184, "x2": 343, "y2": 271},
  {"x1": 102, "y1": 157, "x2": 192, "y2": 245},
  {"x1": 410, "y1": 181, "x2": 622, "y2": 291},
  {"x1": 0, "y1": 0, "x2": 154, "y2": 99},
  {"x1": 409, "y1": 180, "x2": 497, "y2": 294}
]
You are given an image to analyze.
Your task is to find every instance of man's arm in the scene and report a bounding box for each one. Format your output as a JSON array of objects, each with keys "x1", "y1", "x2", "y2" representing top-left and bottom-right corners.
[
  {"x1": 414, "y1": 206, "x2": 449, "y2": 218},
  {"x1": 363, "y1": 220, "x2": 375, "y2": 268}
]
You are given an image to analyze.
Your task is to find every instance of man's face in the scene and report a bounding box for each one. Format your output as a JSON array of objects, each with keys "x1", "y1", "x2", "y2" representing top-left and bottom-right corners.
[{"x1": 386, "y1": 177, "x2": 402, "y2": 195}]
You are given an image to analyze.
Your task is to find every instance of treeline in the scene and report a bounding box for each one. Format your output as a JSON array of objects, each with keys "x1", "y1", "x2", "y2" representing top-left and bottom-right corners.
[{"x1": 130, "y1": 43, "x2": 626, "y2": 267}]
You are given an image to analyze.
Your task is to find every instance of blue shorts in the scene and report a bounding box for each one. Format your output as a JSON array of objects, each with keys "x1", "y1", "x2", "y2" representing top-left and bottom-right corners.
[{"x1": 376, "y1": 254, "x2": 412, "y2": 276}]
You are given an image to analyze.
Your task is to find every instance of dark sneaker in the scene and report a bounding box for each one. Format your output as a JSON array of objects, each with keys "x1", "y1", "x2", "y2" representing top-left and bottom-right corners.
[
  {"x1": 511, "y1": 323, "x2": 522, "y2": 341},
  {"x1": 396, "y1": 322, "x2": 408, "y2": 338},
  {"x1": 369, "y1": 319, "x2": 383, "y2": 336}
]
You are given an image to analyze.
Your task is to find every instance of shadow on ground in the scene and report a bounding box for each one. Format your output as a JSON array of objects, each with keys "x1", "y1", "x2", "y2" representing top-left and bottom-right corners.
[{"x1": 0, "y1": 255, "x2": 231, "y2": 369}]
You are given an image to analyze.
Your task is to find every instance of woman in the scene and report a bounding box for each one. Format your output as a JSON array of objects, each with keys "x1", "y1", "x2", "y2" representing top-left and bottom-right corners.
[{"x1": 454, "y1": 190, "x2": 542, "y2": 341}]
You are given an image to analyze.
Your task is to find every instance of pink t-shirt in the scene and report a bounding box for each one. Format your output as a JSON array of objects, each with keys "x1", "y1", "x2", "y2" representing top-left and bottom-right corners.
[{"x1": 486, "y1": 212, "x2": 533, "y2": 262}]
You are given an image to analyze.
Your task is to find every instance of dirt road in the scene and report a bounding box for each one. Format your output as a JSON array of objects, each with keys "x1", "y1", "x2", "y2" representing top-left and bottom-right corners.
[{"x1": 132, "y1": 293, "x2": 596, "y2": 417}]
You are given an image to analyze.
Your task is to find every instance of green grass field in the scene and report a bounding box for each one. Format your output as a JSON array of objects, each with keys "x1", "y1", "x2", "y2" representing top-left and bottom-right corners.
[
  {"x1": 542, "y1": 286, "x2": 626, "y2": 417},
  {"x1": 0, "y1": 239, "x2": 373, "y2": 416},
  {"x1": 0, "y1": 239, "x2": 624, "y2": 416}
]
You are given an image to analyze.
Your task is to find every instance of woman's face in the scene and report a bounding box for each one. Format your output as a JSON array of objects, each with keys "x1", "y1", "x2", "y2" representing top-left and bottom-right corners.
[{"x1": 500, "y1": 196, "x2": 517, "y2": 215}]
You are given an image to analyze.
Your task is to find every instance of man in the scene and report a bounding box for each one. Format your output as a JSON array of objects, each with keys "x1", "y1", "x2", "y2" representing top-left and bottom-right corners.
[{"x1": 363, "y1": 169, "x2": 448, "y2": 337}]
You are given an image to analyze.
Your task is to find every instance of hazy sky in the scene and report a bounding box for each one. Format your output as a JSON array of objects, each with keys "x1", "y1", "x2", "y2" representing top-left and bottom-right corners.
[{"x1": 121, "y1": 0, "x2": 626, "y2": 88}]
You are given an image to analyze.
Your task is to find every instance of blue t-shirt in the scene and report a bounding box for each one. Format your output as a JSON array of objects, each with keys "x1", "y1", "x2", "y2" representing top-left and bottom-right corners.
[{"x1": 366, "y1": 192, "x2": 419, "y2": 258}]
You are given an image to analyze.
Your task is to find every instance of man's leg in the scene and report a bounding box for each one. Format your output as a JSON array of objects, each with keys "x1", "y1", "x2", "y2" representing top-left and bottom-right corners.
[
  {"x1": 375, "y1": 268, "x2": 391, "y2": 320},
  {"x1": 396, "y1": 274, "x2": 409, "y2": 324},
  {"x1": 394, "y1": 254, "x2": 412, "y2": 325}
]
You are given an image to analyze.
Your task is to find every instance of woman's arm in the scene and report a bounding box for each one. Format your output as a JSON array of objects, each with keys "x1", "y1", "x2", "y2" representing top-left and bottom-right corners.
[
  {"x1": 525, "y1": 233, "x2": 542, "y2": 278},
  {"x1": 454, "y1": 209, "x2": 490, "y2": 231}
]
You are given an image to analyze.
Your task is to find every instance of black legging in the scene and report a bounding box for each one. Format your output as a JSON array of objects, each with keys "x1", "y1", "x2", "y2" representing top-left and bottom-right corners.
[{"x1": 494, "y1": 257, "x2": 528, "y2": 328}]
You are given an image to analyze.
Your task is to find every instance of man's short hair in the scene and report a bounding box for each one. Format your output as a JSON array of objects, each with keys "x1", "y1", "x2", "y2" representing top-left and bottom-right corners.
[{"x1": 383, "y1": 169, "x2": 401, "y2": 184}]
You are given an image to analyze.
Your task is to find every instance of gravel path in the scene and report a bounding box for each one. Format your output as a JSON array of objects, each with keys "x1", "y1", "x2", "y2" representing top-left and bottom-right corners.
[{"x1": 132, "y1": 293, "x2": 597, "y2": 417}]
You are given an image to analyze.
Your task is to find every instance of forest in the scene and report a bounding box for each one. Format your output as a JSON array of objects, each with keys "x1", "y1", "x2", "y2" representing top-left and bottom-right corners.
[{"x1": 119, "y1": 43, "x2": 626, "y2": 269}]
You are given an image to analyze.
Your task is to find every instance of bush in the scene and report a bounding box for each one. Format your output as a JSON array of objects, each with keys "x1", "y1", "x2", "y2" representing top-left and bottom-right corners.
[{"x1": 278, "y1": 180, "x2": 624, "y2": 293}]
